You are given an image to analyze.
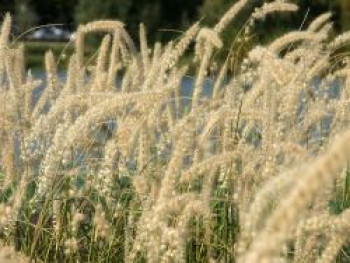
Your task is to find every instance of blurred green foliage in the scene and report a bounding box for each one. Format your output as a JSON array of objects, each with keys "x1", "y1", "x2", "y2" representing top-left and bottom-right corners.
[
  {"x1": 1, "y1": 0, "x2": 349, "y2": 40},
  {"x1": 75, "y1": 0, "x2": 203, "y2": 42},
  {"x1": 1, "y1": 0, "x2": 350, "y2": 69}
]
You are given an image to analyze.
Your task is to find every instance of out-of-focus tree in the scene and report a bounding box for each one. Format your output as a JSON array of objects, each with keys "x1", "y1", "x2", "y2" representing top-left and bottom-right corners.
[
  {"x1": 75, "y1": 0, "x2": 158, "y2": 40},
  {"x1": 75, "y1": 0, "x2": 131, "y2": 24},
  {"x1": 0, "y1": 1, "x2": 14, "y2": 15},
  {"x1": 14, "y1": 0, "x2": 38, "y2": 32},
  {"x1": 338, "y1": 0, "x2": 350, "y2": 30},
  {"x1": 199, "y1": 0, "x2": 253, "y2": 44},
  {"x1": 75, "y1": 0, "x2": 202, "y2": 42},
  {"x1": 200, "y1": 0, "x2": 341, "y2": 43},
  {"x1": 31, "y1": 0, "x2": 79, "y2": 29},
  {"x1": 200, "y1": 0, "x2": 233, "y2": 25},
  {"x1": 2, "y1": 0, "x2": 348, "y2": 41},
  {"x1": 199, "y1": 0, "x2": 341, "y2": 72}
]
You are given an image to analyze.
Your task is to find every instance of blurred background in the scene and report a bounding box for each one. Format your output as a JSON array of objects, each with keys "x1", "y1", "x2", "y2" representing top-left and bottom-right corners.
[{"x1": 0, "y1": 0, "x2": 349, "y2": 69}]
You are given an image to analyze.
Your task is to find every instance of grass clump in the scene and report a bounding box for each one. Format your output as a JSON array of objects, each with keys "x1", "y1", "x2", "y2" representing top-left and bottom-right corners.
[{"x1": 0, "y1": 0, "x2": 350, "y2": 262}]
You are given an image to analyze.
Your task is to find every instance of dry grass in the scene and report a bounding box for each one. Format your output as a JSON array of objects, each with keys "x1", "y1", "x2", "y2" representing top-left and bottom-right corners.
[{"x1": 0, "y1": 0, "x2": 349, "y2": 262}]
